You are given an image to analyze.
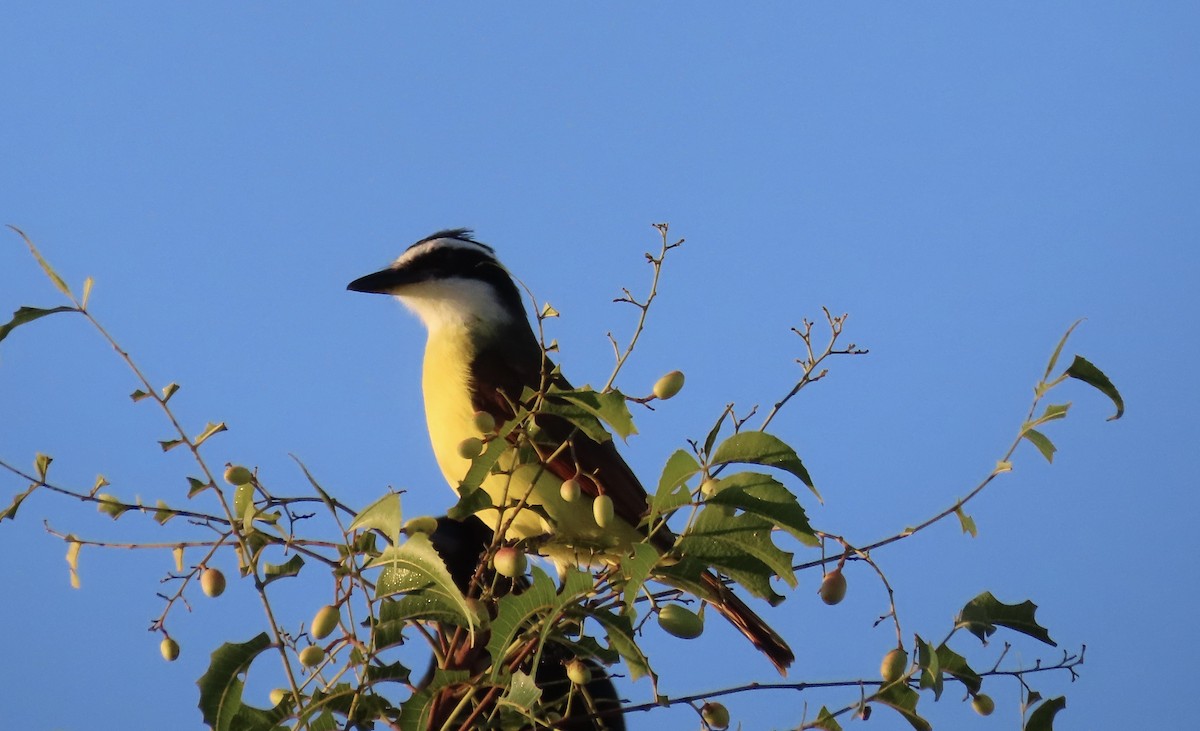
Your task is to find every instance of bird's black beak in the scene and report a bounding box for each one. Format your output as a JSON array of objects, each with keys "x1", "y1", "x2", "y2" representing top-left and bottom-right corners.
[{"x1": 347, "y1": 266, "x2": 412, "y2": 294}]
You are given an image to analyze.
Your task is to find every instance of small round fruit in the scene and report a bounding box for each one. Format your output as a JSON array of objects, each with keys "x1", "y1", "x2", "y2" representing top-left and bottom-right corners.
[
  {"x1": 494, "y1": 546, "x2": 528, "y2": 578},
  {"x1": 223, "y1": 464, "x2": 253, "y2": 486},
  {"x1": 472, "y1": 410, "x2": 497, "y2": 434},
  {"x1": 456, "y1": 437, "x2": 484, "y2": 460},
  {"x1": 880, "y1": 648, "x2": 908, "y2": 683},
  {"x1": 160, "y1": 637, "x2": 180, "y2": 662},
  {"x1": 311, "y1": 604, "x2": 340, "y2": 640},
  {"x1": 819, "y1": 569, "x2": 847, "y2": 605},
  {"x1": 298, "y1": 645, "x2": 324, "y2": 668},
  {"x1": 560, "y1": 478, "x2": 581, "y2": 502},
  {"x1": 701, "y1": 701, "x2": 731, "y2": 730},
  {"x1": 653, "y1": 370, "x2": 685, "y2": 400},
  {"x1": 269, "y1": 688, "x2": 288, "y2": 706},
  {"x1": 657, "y1": 604, "x2": 704, "y2": 639},
  {"x1": 699, "y1": 478, "x2": 722, "y2": 499},
  {"x1": 404, "y1": 515, "x2": 439, "y2": 535},
  {"x1": 200, "y1": 567, "x2": 226, "y2": 598},
  {"x1": 592, "y1": 494, "x2": 615, "y2": 528},
  {"x1": 971, "y1": 694, "x2": 995, "y2": 716},
  {"x1": 565, "y1": 659, "x2": 592, "y2": 686}
]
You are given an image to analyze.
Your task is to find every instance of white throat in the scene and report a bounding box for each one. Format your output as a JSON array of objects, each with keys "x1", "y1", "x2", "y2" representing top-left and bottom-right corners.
[{"x1": 393, "y1": 277, "x2": 516, "y2": 335}]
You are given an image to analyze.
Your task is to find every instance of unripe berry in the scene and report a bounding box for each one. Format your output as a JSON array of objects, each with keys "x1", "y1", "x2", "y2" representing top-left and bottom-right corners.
[
  {"x1": 701, "y1": 702, "x2": 731, "y2": 730},
  {"x1": 456, "y1": 437, "x2": 484, "y2": 460},
  {"x1": 657, "y1": 603, "x2": 704, "y2": 639},
  {"x1": 472, "y1": 410, "x2": 497, "y2": 434},
  {"x1": 311, "y1": 604, "x2": 339, "y2": 640},
  {"x1": 200, "y1": 567, "x2": 226, "y2": 598},
  {"x1": 653, "y1": 370, "x2": 685, "y2": 400},
  {"x1": 818, "y1": 569, "x2": 847, "y2": 605},
  {"x1": 880, "y1": 648, "x2": 908, "y2": 683},
  {"x1": 269, "y1": 688, "x2": 288, "y2": 706},
  {"x1": 592, "y1": 494, "x2": 614, "y2": 528},
  {"x1": 699, "y1": 478, "x2": 722, "y2": 499},
  {"x1": 560, "y1": 478, "x2": 581, "y2": 502},
  {"x1": 493, "y1": 547, "x2": 527, "y2": 578},
  {"x1": 160, "y1": 637, "x2": 180, "y2": 662},
  {"x1": 565, "y1": 659, "x2": 592, "y2": 686},
  {"x1": 223, "y1": 464, "x2": 253, "y2": 486},
  {"x1": 971, "y1": 694, "x2": 995, "y2": 716},
  {"x1": 298, "y1": 645, "x2": 324, "y2": 668}
]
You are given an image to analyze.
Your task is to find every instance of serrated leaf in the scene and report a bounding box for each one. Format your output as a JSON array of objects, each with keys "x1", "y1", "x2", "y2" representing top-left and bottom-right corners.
[
  {"x1": 197, "y1": 633, "x2": 275, "y2": 731},
  {"x1": 350, "y1": 492, "x2": 403, "y2": 545},
  {"x1": 161, "y1": 382, "x2": 180, "y2": 402},
  {"x1": 649, "y1": 449, "x2": 700, "y2": 519},
  {"x1": 872, "y1": 684, "x2": 931, "y2": 731},
  {"x1": 66, "y1": 539, "x2": 81, "y2": 589},
  {"x1": 0, "y1": 305, "x2": 78, "y2": 345},
  {"x1": 711, "y1": 431, "x2": 818, "y2": 499},
  {"x1": 262, "y1": 554, "x2": 304, "y2": 585},
  {"x1": 954, "y1": 506, "x2": 977, "y2": 537},
  {"x1": 363, "y1": 660, "x2": 411, "y2": 685},
  {"x1": 916, "y1": 635, "x2": 943, "y2": 699},
  {"x1": 486, "y1": 568, "x2": 592, "y2": 672},
  {"x1": 619, "y1": 542, "x2": 660, "y2": 616},
  {"x1": 935, "y1": 643, "x2": 981, "y2": 694},
  {"x1": 498, "y1": 669, "x2": 542, "y2": 714},
  {"x1": 194, "y1": 422, "x2": 227, "y2": 447},
  {"x1": 154, "y1": 499, "x2": 174, "y2": 525},
  {"x1": 375, "y1": 595, "x2": 479, "y2": 650},
  {"x1": 11, "y1": 226, "x2": 72, "y2": 296},
  {"x1": 365, "y1": 534, "x2": 476, "y2": 641},
  {"x1": 957, "y1": 591, "x2": 1056, "y2": 646},
  {"x1": 159, "y1": 439, "x2": 183, "y2": 452},
  {"x1": 34, "y1": 453, "x2": 52, "y2": 481},
  {"x1": 704, "y1": 471, "x2": 816, "y2": 545},
  {"x1": 673, "y1": 505, "x2": 796, "y2": 601},
  {"x1": 1022, "y1": 428, "x2": 1057, "y2": 463},
  {"x1": 1025, "y1": 696, "x2": 1066, "y2": 731},
  {"x1": 551, "y1": 386, "x2": 638, "y2": 441},
  {"x1": 591, "y1": 609, "x2": 652, "y2": 681},
  {"x1": 1065, "y1": 355, "x2": 1123, "y2": 421}
]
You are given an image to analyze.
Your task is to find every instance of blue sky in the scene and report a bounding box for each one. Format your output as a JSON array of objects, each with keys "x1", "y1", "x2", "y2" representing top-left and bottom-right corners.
[{"x1": 2, "y1": 4, "x2": 1197, "y2": 730}]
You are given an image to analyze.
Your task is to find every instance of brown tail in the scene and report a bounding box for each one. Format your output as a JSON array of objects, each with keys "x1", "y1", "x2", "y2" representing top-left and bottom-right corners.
[{"x1": 702, "y1": 572, "x2": 794, "y2": 675}]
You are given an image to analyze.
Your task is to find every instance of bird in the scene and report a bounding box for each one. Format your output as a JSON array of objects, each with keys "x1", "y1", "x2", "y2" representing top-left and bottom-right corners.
[{"x1": 348, "y1": 229, "x2": 794, "y2": 674}]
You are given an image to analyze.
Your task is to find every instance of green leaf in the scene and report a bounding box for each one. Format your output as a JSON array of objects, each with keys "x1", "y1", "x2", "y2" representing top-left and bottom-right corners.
[
  {"x1": 591, "y1": 609, "x2": 653, "y2": 681},
  {"x1": 916, "y1": 635, "x2": 943, "y2": 699},
  {"x1": 262, "y1": 554, "x2": 304, "y2": 585},
  {"x1": 96, "y1": 493, "x2": 127, "y2": 519},
  {"x1": 130, "y1": 389, "x2": 151, "y2": 402},
  {"x1": 365, "y1": 533, "x2": 476, "y2": 641},
  {"x1": 398, "y1": 669, "x2": 472, "y2": 730},
  {"x1": 935, "y1": 643, "x2": 981, "y2": 694},
  {"x1": 649, "y1": 449, "x2": 700, "y2": 519},
  {"x1": 447, "y1": 484, "x2": 494, "y2": 520},
  {"x1": 703, "y1": 409, "x2": 729, "y2": 456},
  {"x1": 1022, "y1": 428, "x2": 1057, "y2": 463},
  {"x1": 549, "y1": 386, "x2": 638, "y2": 440},
  {"x1": 486, "y1": 567, "x2": 591, "y2": 679},
  {"x1": 194, "y1": 421, "x2": 227, "y2": 447},
  {"x1": 1065, "y1": 355, "x2": 1123, "y2": 421},
  {"x1": 0, "y1": 485, "x2": 38, "y2": 521},
  {"x1": 0, "y1": 306, "x2": 78, "y2": 345},
  {"x1": 812, "y1": 707, "x2": 843, "y2": 731},
  {"x1": 498, "y1": 669, "x2": 542, "y2": 715},
  {"x1": 618, "y1": 542, "x2": 660, "y2": 616},
  {"x1": 81, "y1": 276, "x2": 93, "y2": 308},
  {"x1": 1042, "y1": 320, "x2": 1083, "y2": 382},
  {"x1": 872, "y1": 683, "x2": 931, "y2": 731},
  {"x1": 536, "y1": 398, "x2": 614, "y2": 445},
  {"x1": 196, "y1": 633, "x2": 276, "y2": 731},
  {"x1": 159, "y1": 439, "x2": 183, "y2": 452},
  {"x1": 161, "y1": 382, "x2": 180, "y2": 402},
  {"x1": 34, "y1": 453, "x2": 52, "y2": 481},
  {"x1": 703, "y1": 471, "x2": 816, "y2": 545},
  {"x1": 957, "y1": 591, "x2": 1056, "y2": 646},
  {"x1": 711, "y1": 431, "x2": 818, "y2": 499},
  {"x1": 234, "y1": 483, "x2": 254, "y2": 520},
  {"x1": 672, "y1": 505, "x2": 796, "y2": 602},
  {"x1": 350, "y1": 492, "x2": 403, "y2": 545},
  {"x1": 153, "y1": 499, "x2": 174, "y2": 525},
  {"x1": 375, "y1": 594, "x2": 479, "y2": 649},
  {"x1": 1025, "y1": 696, "x2": 1067, "y2": 731},
  {"x1": 10, "y1": 226, "x2": 72, "y2": 297},
  {"x1": 954, "y1": 506, "x2": 977, "y2": 537},
  {"x1": 458, "y1": 436, "x2": 510, "y2": 493},
  {"x1": 187, "y1": 476, "x2": 210, "y2": 498}
]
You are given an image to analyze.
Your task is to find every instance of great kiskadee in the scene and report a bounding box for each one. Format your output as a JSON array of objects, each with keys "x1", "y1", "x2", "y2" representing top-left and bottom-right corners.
[{"x1": 348, "y1": 229, "x2": 794, "y2": 674}]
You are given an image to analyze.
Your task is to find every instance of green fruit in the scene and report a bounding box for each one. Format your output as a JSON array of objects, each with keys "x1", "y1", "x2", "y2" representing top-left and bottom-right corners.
[
  {"x1": 592, "y1": 494, "x2": 614, "y2": 528},
  {"x1": 200, "y1": 567, "x2": 226, "y2": 598},
  {"x1": 404, "y1": 515, "x2": 439, "y2": 535},
  {"x1": 160, "y1": 637, "x2": 180, "y2": 662},
  {"x1": 494, "y1": 547, "x2": 527, "y2": 578},
  {"x1": 819, "y1": 569, "x2": 847, "y2": 605},
  {"x1": 224, "y1": 464, "x2": 253, "y2": 486},
  {"x1": 701, "y1": 702, "x2": 731, "y2": 730},
  {"x1": 560, "y1": 478, "x2": 581, "y2": 502},
  {"x1": 565, "y1": 659, "x2": 592, "y2": 686},
  {"x1": 971, "y1": 694, "x2": 995, "y2": 716},
  {"x1": 269, "y1": 688, "x2": 288, "y2": 706},
  {"x1": 298, "y1": 645, "x2": 324, "y2": 668},
  {"x1": 311, "y1": 604, "x2": 339, "y2": 640},
  {"x1": 456, "y1": 436, "x2": 484, "y2": 460},
  {"x1": 657, "y1": 604, "x2": 704, "y2": 639},
  {"x1": 652, "y1": 370, "x2": 685, "y2": 400},
  {"x1": 472, "y1": 410, "x2": 497, "y2": 434},
  {"x1": 700, "y1": 478, "x2": 722, "y2": 499},
  {"x1": 880, "y1": 648, "x2": 908, "y2": 683}
]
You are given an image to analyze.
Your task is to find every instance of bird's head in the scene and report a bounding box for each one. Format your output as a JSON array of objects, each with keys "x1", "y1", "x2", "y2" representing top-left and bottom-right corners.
[{"x1": 347, "y1": 229, "x2": 527, "y2": 334}]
